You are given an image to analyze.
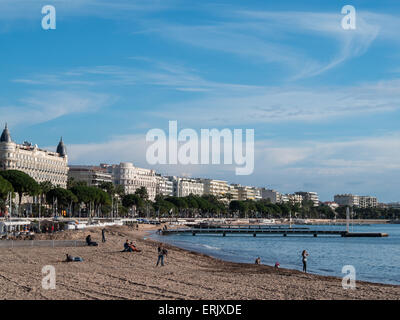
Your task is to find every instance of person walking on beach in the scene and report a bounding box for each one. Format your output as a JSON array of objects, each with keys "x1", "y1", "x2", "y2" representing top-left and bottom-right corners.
[
  {"x1": 102, "y1": 228, "x2": 106, "y2": 243},
  {"x1": 302, "y1": 250, "x2": 309, "y2": 273},
  {"x1": 156, "y1": 244, "x2": 168, "y2": 267}
]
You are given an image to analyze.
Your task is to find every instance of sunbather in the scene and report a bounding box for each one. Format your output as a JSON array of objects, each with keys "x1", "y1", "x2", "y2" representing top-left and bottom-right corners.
[{"x1": 65, "y1": 253, "x2": 83, "y2": 262}]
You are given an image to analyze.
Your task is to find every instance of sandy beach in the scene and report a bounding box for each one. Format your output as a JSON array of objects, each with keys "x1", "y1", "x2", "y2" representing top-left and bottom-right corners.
[{"x1": 0, "y1": 225, "x2": 398, "y2": 300}]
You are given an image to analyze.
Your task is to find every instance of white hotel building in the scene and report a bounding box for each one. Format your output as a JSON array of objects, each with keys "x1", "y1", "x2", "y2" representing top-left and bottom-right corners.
[
  {"x1": 169, "y1": 176, "x2": 204, "y2": 197},
  {"x1": 108, "y1": 162, "x2": 157, "y2": 201},
  {"x1": 0, "y1": 124, "x2": 69, "y2": 188},
  {"x1": 201, "y1": 179, "x2": 229, "y2": 199},
  {"x1": 156, "y1": 175, "x2": 174, "y2": 197}
]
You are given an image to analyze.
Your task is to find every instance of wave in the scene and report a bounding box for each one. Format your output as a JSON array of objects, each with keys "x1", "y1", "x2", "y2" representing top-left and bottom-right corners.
[{"x1": 202, "y1": 244, "x2": 221, "y2": 251}]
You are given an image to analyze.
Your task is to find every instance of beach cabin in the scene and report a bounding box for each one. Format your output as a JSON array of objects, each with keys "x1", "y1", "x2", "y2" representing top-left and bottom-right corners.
[{"x1": 0, "y1": 220, "x2": 32, "y2": 238}]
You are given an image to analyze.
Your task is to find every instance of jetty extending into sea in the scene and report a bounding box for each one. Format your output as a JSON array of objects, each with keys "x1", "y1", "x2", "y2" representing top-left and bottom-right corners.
[{"x1": 161, "y1": 225, "x2": 389, "y2": 237}]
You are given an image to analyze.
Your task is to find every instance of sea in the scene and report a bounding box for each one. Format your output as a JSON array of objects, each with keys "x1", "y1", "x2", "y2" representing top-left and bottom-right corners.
[{"x1": 151, "y1": 224, "x2": 400, "y2": 285}]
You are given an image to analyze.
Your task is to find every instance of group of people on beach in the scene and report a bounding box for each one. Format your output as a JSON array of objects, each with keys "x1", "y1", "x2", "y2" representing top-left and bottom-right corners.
[
  {"x1": 254, "y1": 249, "x2": 309, "y2": 273},
  {"x1": 66, "y1": 226, "x2": 171, "y2": 267},
  {"x1": 122, "y1": 239, "x2": 141, "y2": 252}
]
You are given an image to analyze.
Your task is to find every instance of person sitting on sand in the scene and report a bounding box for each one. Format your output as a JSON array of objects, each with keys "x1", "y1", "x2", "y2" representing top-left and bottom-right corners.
[
  {"x1": 122, "y1": 239, "x2": 132, "y2": 252},
  {"x1": 129, "y1": 242, "x2": 142, "y2": 252},
  {"x1": 86, "y1": 235, "x2": 98, "y2": 246},
  {"x1": 255, "y1": 257, "x2": 261, "y2": 265}
]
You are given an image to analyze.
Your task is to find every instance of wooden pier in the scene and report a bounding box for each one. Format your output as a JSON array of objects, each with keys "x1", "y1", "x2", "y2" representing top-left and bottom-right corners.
[{"x1": 162, "y1": 228, "x2": 388, "y2": 238}]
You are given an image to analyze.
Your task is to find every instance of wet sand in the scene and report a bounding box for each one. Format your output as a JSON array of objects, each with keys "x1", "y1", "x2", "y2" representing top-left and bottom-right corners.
[{"x1": 0, "y1": 225, "x2": 399, "y2": 300}]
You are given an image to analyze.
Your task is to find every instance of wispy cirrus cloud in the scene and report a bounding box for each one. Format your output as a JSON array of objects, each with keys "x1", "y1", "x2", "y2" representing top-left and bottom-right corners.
[
  {"x1": 0, "y1": 90, "x2": 113, "y2": 126},
  {"x1": 152, "y1": 78, "x2": 400, "y2": 125},
  {"x1": 14, "y1": 63, "x2": 400, "y2": 126},
  {"x1": 144, "y1": 9, "x2": 396, "y2": 79},
  {"x1": 12, "y1": 62, "x2": 260, "y2": 92}
]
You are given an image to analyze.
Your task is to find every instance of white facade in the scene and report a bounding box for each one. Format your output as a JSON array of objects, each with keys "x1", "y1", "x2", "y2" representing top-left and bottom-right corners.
[
  {"x1": 280, "y1": 194, "x2": 289, "y2": 204},
  {"x1": 156, "y1": 175, "x2": 174, "y2": 197},
  {"x1": 0, "y1": 125, "x2": 68, "y2": 188},
  {"x1": 169, "y1": 176, "x2": 204, "y2": 197},
  {"x1": 254, "y1": 187, "x2": 262, "y2": 201},
  {"x1": 334, "y1": 194, "x2": 377, "y2": 208},
  {"x1": 323, "y1": 202, "x2": 339, "y2": 210},
  {"x1": 110, "y1": 162, "x2": 157, "y2": 201},
  {"x1": 201, "y1": 179, "x2": 229, "y2": 199},
  {"x1": 359, "y1": 196, "x2": 378, "y2": 208},
  {"x1": 234, "y1": 185, "x2": 257, "y2": 201},
  {"x1": 295, "y1": 191, "x2": 319, "y2": 207},
  {"x1": 227, "y1": 184, "x2": 239, "y2": 201},
  {"x1": 287, "y1": 193, "x2": 303, "y2": 205}
]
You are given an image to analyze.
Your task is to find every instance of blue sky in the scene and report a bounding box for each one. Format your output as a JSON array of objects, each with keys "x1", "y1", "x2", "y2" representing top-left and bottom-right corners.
[{"x1": 1, "y1": 0, "x2": 400, "y2": 202}]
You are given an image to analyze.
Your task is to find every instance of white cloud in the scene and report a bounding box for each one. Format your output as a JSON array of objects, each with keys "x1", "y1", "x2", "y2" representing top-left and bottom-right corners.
[
  {"x1": 146, "y1": 9, "x2": 390, "y2": 79},
  {"x1": 152, "y1": 78, "x2": 400, "y2": 125},
  {"x1": 12, "y1": 63, "x2": 259, "y2": 92},
  {"x1": 1, "y1": 90, "x2": 112, "y2": 126}
]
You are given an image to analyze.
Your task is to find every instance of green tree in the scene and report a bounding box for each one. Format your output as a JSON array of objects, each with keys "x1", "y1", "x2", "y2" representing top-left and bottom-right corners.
[
  {"x1": 67, "y1": 177, "x2": 87, "y2": 189},
  {"x1": 0, "y1": 175, "x2": 13, "y2": 201},
  {"x1": 70, "y1": 185, "x2": 111, "y2": 217},
  {"x1": 135, "y1": 187, "x2": 149, "y2": 201},
  {"x1": 0, "y1": 170, "x2": 39, "y2": 216},
  {"x1": 122, "y1": 194, "x2": 144, "y2": 216},
  {"x1": 46, "y1": 187, "x2": 78, "y2": 215}
]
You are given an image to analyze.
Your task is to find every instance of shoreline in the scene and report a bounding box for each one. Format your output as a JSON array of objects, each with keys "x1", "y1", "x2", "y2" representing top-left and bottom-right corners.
[
  {"x1": 144, "y1": 228, "x2": 399, "y2": 289},
  {"x1": 0, "y1": 225, "x2": 398, "y2": 300}
]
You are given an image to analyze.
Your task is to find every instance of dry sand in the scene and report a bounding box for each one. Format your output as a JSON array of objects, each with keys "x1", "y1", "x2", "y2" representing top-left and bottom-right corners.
[{"x1": 0, "y1": 225, "x2": 399, "y2": 300}]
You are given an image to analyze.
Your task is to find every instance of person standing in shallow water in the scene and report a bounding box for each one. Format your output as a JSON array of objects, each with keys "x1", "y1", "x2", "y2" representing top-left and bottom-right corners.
[
  {"x1": 302, "y1": 250, "x2": 309, "y2": 273},
  {"x1": 102, "y1": 228, "x2": 106, "y2": 243}
]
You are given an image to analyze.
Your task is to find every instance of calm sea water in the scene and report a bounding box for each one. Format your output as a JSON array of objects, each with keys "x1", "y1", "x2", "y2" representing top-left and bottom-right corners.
[{"x1": 151, "y1": 224, "x2": 400, "y2": 285}]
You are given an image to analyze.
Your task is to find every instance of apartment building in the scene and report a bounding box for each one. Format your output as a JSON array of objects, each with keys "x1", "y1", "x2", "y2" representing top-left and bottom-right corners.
[
  {"x1": 169, "y1": 176, "x2": 204, "y2": 197},
  {"x1": 334, "y1": 194, "x2": 360, "y2": 207},
  {"x1": 155, "y1": 175, "x2": 174, "y2": 197},
  {"x1": 259, "y1": 188, "x2": 281, "y2": 204},
  {"x1": 201, "y1": 179, "x2": 229, "y2": 199},
  {"x1": 68, "y1": 165, "x2": 112, "y2": 187},
  {"x1": 359, "y1": 196, "x2": 378, "y2": 208},
  {"x1": 295, "y1": 191, "x2": 319, "y2": 207}
]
